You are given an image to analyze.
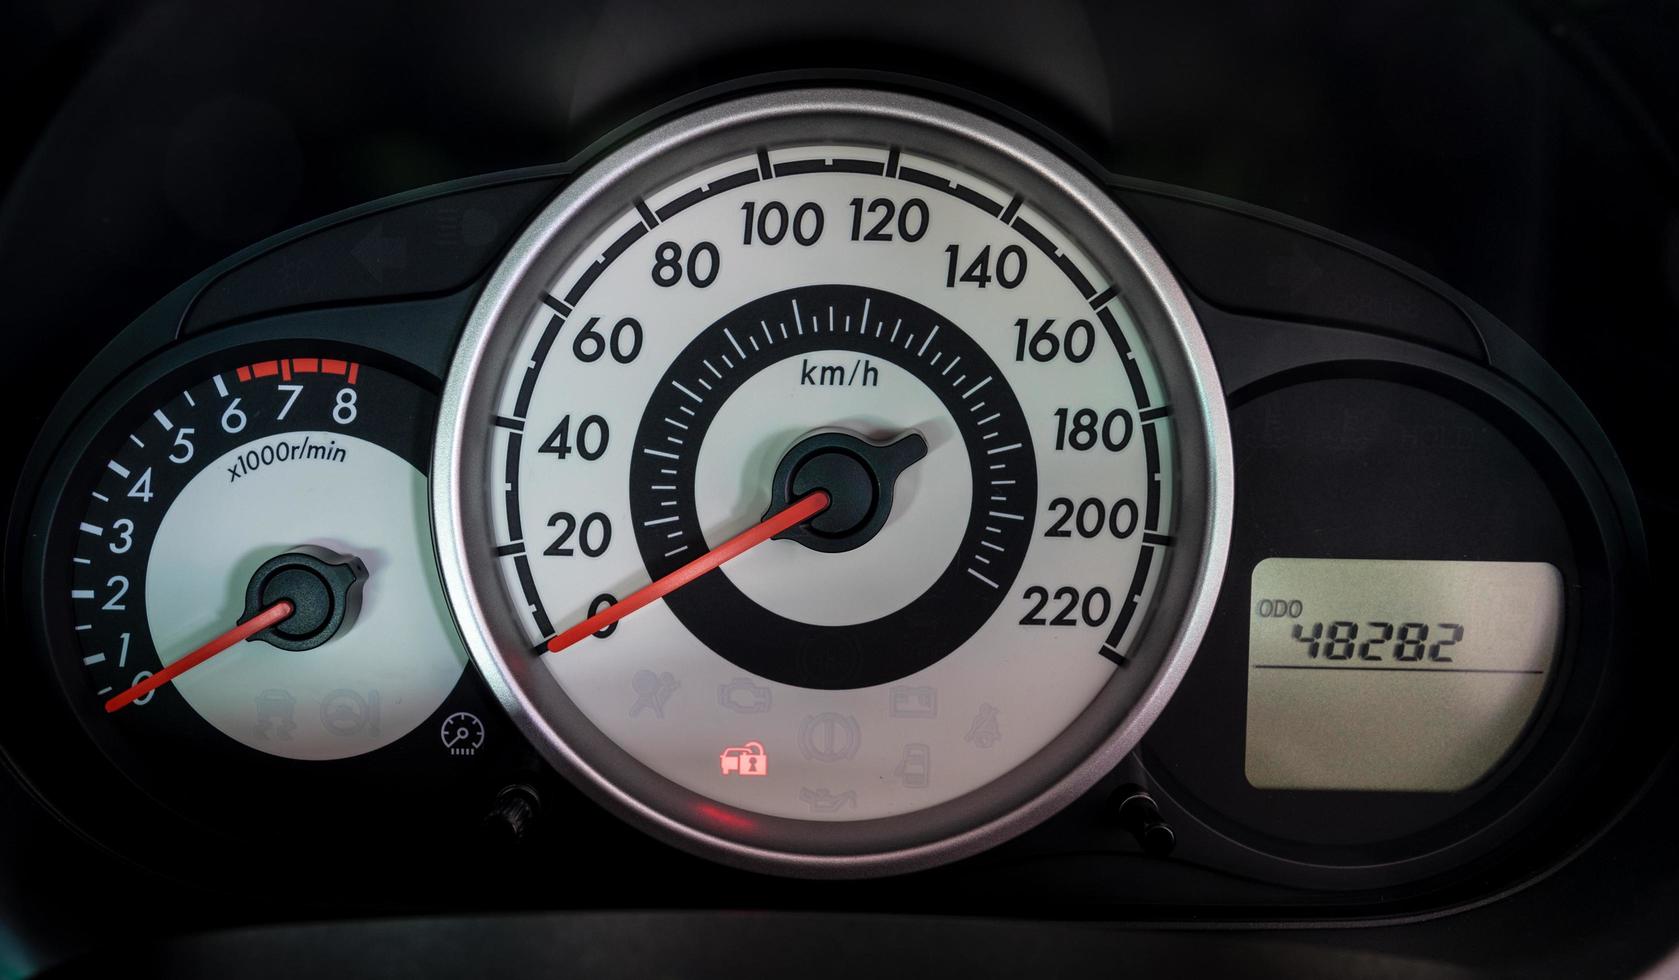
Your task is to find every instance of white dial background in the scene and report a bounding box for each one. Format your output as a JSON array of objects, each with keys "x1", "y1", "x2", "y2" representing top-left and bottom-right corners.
[
  {"x1": 149, "y1": 433, "x2": 466, "y2": 760},
  {"x1": 485, "y1": 144, "x2": 1178, "y2": 820}
]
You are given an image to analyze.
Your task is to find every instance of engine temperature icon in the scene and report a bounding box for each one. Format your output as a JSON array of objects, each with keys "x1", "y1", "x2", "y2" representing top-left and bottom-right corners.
[{"x1": 720, "y1": 741, "x2": 769, "y2": 776}]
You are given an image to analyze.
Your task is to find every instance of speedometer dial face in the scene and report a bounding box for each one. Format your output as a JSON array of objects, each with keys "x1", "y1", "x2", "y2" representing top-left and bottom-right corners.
[{"x1": 436, "y1": 90, "x2": 1231, "y2": 874}]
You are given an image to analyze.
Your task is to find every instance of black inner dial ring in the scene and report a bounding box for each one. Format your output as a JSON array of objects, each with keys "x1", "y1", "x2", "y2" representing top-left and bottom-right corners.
[{"x1": 628, "y1": 285, "x2": 1037, "y2": 689}]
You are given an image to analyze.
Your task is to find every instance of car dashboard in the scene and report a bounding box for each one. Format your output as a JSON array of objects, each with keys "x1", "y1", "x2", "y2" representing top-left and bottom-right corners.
[{"x1": 1, "y1": 3, "x2": 1675, "y2": 977}]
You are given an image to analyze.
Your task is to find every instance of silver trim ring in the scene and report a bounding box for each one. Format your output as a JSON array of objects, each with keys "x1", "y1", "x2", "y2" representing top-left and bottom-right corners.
[{"x1": 431, "y1": 87, "x2": 1233, "y2": 877}]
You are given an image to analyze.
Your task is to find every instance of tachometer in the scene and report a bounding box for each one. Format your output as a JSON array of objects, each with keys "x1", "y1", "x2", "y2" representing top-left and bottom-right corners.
[
  {"x1": 33, "y1": 344, "x2": 491, "y2": 836},
  {"x1": 435, "y1": 89, "x2": 1231, "y2": 874}
]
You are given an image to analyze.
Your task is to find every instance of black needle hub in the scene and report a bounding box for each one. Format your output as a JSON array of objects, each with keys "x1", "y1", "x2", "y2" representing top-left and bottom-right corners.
[
  {"x1": 241, "y1": 545, "x2": 368, "y2": 651},
  {"x1": 764, "y1": 430, "x2": 928, "y2": 553}
]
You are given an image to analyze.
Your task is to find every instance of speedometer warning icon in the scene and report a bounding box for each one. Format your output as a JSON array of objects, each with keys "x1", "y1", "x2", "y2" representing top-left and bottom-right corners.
[{"x1": 441, "y1": 712, "x2": 484, "y2": 757}]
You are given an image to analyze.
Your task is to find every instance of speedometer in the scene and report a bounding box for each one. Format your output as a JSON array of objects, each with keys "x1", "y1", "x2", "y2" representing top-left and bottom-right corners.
[{"x1": 435, "y1": 89, "x2": 1231, "y2": 874}]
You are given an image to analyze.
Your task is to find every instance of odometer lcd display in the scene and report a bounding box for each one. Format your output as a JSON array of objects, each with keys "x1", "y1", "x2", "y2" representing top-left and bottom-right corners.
[{"x1": 1246, "y1": 558, "x2": 1562, "y2": 792}]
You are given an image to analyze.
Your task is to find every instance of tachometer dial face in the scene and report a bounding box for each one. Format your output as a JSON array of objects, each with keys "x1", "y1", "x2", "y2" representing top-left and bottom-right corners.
[
  {"x1": 38, "y1": 346, "x2": 489, "y2": 831},
  {"x1": 436, "y1": 90, "x2": 1231, "y2": 874}
]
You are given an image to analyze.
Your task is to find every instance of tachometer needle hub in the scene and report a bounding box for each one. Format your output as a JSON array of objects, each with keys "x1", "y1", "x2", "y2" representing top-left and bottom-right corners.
[{"x1": 546, "y1": 490, "x2": 831, "y2": 654}]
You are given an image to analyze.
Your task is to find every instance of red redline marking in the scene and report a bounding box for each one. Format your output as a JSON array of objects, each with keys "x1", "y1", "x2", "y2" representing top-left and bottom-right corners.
[
  {"x1": 232, "y1": 357, "x2": 354, "y2": 384},
  {"x1": 546, "y1": 491, "x2": 830, "y2": 654},
  {"x1": 104, "y1": 600, "x2": 295, "y2": 713}
]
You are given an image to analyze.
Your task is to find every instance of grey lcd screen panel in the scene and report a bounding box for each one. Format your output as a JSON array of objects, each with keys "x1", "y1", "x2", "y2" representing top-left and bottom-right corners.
[{"x1": 1245, "y1": 559, "x2": 1562, "y2": 793}]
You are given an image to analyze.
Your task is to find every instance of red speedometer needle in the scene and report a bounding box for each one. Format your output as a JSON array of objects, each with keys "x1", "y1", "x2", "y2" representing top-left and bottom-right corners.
[
  {"x1": 547, "y1": 490, "x2": 831, "y2": 654},
  {"x1": 104, "y1": 600, "x2": 295, "y2": 713}
]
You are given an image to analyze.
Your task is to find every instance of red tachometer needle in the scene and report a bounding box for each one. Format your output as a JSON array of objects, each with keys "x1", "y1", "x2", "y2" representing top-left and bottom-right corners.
[
  {"x1": 547, "y1": 491, "x2": 830, "y2": 654},
  {"x1": 104, "y1": 599, "x2": 295, "y2": 713}
]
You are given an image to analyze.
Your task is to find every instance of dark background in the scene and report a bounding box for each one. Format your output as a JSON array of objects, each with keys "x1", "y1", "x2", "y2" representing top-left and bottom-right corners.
[
  {"x1": 4, "y1": 0, "x2": 1675, "y2": 482},
  {"x1": 1, "y1": 1, "x2": 1675, "y2": 975}
]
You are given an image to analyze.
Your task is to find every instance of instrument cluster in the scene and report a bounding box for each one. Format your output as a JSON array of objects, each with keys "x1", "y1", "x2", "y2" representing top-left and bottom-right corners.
[{"x1": 0, "y1": 84, "x2": 1651, "y2": 915}]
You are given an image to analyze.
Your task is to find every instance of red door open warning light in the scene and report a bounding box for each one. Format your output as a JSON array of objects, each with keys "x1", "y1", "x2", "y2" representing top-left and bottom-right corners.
[{"x1": 720, "y1": 741, "x2": 768, "y2": 776}]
